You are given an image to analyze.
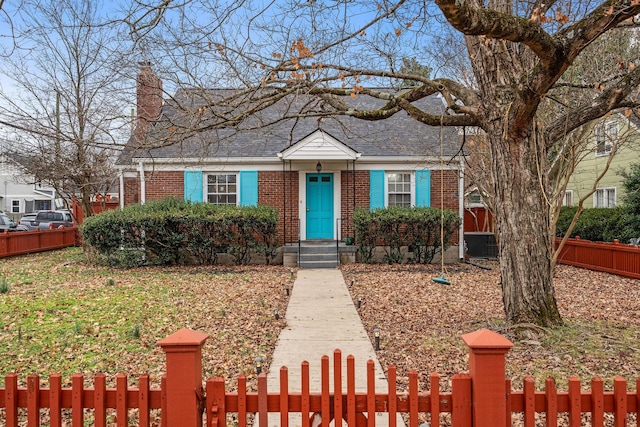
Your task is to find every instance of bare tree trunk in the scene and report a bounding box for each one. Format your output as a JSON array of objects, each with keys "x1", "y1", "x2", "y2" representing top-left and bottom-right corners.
[{"x1": 489, "y1": 125, "x2": 563, "y2": 326}]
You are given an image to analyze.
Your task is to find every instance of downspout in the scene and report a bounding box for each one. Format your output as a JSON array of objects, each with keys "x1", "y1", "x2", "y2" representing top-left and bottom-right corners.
[
  {"x1": 138, "y1": 161, "x2": 146, "y2": 205},
  {"x1": 282, "y1": 158, "x2": 286, "y2": 244},
  {"x1": 458, "y1": 157, "x2": 465, "y2": 260},
  {"x1": 119, "y1": 171, "x2": 125, "y2": 209}
]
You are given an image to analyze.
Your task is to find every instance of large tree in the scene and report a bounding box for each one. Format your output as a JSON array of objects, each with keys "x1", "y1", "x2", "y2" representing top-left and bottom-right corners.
[
  {"x1": 124, "y1": 0, "x2": 640, "y2": 327},
  {"x1": 0, "y1": 0, "x2": 131, "y2": 217}
]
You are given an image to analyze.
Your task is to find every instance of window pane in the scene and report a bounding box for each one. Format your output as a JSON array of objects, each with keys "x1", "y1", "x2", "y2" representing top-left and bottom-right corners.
[
  {"x1": 387, "y1": 172, "x2": 412, "y2": 208},
  {"x1": 207, "y1": 174, "x2": 238, "y2": 205}
]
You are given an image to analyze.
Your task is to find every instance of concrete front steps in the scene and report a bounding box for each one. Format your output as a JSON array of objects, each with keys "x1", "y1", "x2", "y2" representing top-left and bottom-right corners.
[{"x1": 298, "y1": 240, "x2": 339, "y2": 268}]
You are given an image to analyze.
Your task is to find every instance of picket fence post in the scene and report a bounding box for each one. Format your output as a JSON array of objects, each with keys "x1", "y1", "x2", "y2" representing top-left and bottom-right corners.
[
  {"x1": 461, "y1": 328, "x2": 513, "y2": 427},
  {"x1": 158, "y1": 328, "x2": 210, "y2": 427}
]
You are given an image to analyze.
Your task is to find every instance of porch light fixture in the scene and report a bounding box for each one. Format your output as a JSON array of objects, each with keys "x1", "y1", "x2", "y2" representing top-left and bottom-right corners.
[
  {"x1": 373, "y1": 328, "x2": 380, "y2": 351},
  {"x1": 316, "y1": 161, "x2": 322, "y2": 173},
  {"x1": 254, "y1": 356, "x2": 263, "y2": 375}
]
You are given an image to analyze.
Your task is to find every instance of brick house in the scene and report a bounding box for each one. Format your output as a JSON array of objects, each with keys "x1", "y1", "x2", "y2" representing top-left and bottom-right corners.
[{"x1": 116, "y1": 64, "x2": 465, "y2": 265}]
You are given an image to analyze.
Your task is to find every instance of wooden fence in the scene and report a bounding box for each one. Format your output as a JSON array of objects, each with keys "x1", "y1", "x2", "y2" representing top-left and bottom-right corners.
[
  {"x1": 1, "y1": 328, "x2": 639, "y2": 427},
  {"x1": 0, "y1": 227, "x2": 79, "y2": 258},
  {"x1": 463, "y1": 207, "x2": 494, "y2": 233},
  {"x1": 555, "y1": 236, "x2": 640, "y2": 279}
]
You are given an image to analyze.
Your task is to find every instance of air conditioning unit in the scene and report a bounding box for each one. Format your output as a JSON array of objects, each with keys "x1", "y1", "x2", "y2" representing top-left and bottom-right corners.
[{"x1": 464, "y1": 232, "x2": 498, "y2": 258}]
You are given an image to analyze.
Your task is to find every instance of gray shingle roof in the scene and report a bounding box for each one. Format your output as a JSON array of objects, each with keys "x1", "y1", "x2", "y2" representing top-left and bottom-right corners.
[{"x1": 117, "y1": 89, "x2": 463, "y2": 165}]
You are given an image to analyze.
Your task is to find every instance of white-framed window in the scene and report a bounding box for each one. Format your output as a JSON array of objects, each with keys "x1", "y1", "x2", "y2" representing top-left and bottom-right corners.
[
  {"x1": 386, "y1": 172, "x2": 413, "y2": 208},
  {"x1": 206, "y1": 173, "x2": 238, "y2": 205},
  {"x1": 466, "y1": 188, "x2": 484, "y2": 206},
  {"x1": 594, "y1": 187, "x2": 616, "y2": 208},
  {"x1": 595, "y1": 121, "x2": 617, "y2": 156},
  {"x1": 563, "y1": 190, "x2": 573, "y2": 207},
  {"x1": 11, "y1": 200, "x2": 20, "y2": 213}
]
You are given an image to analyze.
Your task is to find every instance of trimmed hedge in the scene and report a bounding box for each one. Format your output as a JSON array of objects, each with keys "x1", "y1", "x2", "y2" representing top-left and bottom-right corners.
[
  {"x1": 81, "y1": 198, "x2": 279, "y2": 267},
  {"x1": 555, "y1": 206, "x2": 635, "y2": 243},
  {"x1": 354, "y1": 207, "x2": 460, "y2": 264}
]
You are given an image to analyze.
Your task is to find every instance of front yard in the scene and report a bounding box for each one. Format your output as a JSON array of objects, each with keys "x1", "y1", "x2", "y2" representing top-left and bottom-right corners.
[
  {"x1": 1, "y1": 248, "x2": 639, "y2": 395},
  {"x1": 0, "y1": 248, "x2": 291, "y2": 388}
]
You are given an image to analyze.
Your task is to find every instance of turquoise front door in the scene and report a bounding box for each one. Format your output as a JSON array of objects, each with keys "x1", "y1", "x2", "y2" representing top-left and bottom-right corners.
[{"x1": 306, "y1": 173, "x2": 334, "y2": 239}]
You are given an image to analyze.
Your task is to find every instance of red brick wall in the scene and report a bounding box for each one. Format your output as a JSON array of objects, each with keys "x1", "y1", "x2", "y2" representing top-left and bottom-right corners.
[
  {"x1": 259, "y1": 171, "x2": 299, "y2": 245},
  {"x1": 431, "y1": 170, "x2": 459, "y2": 211},
  {"x1": 431, "y1": 169, "x2": 460, "y2": 243},
  {"x1": 145, "y1": 171, "x2": 184, "y2": 201},
  {"x1": 123, "y1": 177, "x2": 139, "y2": 206},
  {"x1": 341, "y1": 170, "x2": 369, "y2": 237},
  {"x1": 122, "y1": 168, "x2": 460, "y2": 245}
]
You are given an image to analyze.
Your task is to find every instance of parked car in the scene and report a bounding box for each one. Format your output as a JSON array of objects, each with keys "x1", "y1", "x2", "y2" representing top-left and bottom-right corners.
[
  {"x1": 21, "y1": 210, "x2": 75, "y2": 230},
  {"x1": 18, "y1": 213, "x2": 38, "y2": 230},
  {"x1": 0, "y1": 213, "x2": 29, "y2": 231}
]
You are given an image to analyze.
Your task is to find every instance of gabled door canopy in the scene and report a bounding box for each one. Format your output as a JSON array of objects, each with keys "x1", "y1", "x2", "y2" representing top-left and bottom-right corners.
[{"x1": 278, "y1": 129, "x2": 360, "y2": 161}]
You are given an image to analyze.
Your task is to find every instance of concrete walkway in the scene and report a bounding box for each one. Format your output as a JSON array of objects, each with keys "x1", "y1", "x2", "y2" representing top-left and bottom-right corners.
[{"x1": 257, "y1": 269, "x2": 404, "y2": 427}]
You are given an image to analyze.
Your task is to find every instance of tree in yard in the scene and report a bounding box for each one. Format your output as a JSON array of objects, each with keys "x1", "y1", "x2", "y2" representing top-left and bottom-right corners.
[
  {"x1": 0, "y1": 0, "x2": 131, "y2": 217},
  {"x1": 126, "y1": 0, "x2": 640, "y2": 327},
  {"x1": 620, "y1": 162, "x2": 640, "y2": 238}
]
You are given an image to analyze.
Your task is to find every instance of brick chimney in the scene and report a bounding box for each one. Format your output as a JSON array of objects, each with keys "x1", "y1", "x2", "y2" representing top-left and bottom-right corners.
[{"x1": 135, "y1": 62, "x2": 162, "y2": 143}]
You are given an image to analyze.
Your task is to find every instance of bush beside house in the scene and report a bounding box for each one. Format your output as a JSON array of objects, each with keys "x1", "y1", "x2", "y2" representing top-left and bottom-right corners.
[
  {"x1": 354, "y1": 206, "x2": 460, "y2": 264},
  {"x1": 81, "y1": 198, "x2": 279, "y2": 267}
]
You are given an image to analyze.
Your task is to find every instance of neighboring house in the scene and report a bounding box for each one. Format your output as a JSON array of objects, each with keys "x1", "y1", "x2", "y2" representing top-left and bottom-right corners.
[
  {"x1": 566, "y1": 114, "x2": 640, "y2": 209},
  {"x1": 116, "y1": 65, "x2": 466, "y2": 263},
  {"x1": 0, "y1": 153, "x2": 56, "y2": 218}
]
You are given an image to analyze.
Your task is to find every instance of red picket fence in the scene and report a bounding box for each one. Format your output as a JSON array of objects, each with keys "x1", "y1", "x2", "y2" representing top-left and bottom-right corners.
[
  {"x1": 1, "y1": 328, "x2": 640, "y2": 427},
  {"x1": 2, "y1": 373, "x2": 164, "y2": 427},
  {"x1": 555, "y1": 237, "x2": 640, "y2": 279},
  {"x1": 207, "y1": 352, "x2": 472, "y2": 427},
  {"x1": 0, "y1": 227, "x2": 79, "y2": 258}
]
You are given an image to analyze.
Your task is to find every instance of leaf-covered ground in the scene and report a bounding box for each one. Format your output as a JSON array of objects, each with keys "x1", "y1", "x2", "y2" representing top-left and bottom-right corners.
[
  {"x1": 342, "y1": 262, "x2": 640, "y2": 392},
  {"x1": 0, "y1": 248, "x2": 293, "y2": 390},
  {"x1": 1, "y1": 248, "x2": 639, "y2": 422}
]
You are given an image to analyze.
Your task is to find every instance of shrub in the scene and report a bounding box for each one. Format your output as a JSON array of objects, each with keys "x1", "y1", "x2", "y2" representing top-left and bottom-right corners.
[
  {"x1": 354, "y1": 207, "x2": 460, "y2": 264},
  {"x1": 81, "y1": 198, "x2": 279, "y2": 267},
  {"x1": 555, "y1": 206, "x2": 633, "y2": 242}
]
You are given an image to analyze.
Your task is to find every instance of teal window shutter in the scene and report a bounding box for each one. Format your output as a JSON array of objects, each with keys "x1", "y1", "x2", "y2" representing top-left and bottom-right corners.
[
  {"x1": 369, "y1": 170, "x2": 385, "y2": 210},
  {"x1": 415, "y1": 170, "x2": 431, "y2": 207},
  {"x1": 184, "y1": 170, "x2": 203, "y2": 202},
  {"x1": 239, "y1": 170, "x2": 258, "y2": 206}
]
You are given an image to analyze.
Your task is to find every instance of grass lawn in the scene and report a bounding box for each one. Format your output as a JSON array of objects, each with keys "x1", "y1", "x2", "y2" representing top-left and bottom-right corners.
[{"x1": 0, "y1": 247, "x2": 292, "y2": 388}]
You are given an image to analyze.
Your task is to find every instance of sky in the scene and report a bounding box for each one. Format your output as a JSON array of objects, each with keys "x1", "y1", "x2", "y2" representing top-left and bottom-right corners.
[{"x1": 0, "y1": 0, "x2": 458, "y2": 145}]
